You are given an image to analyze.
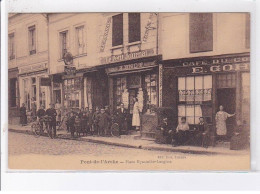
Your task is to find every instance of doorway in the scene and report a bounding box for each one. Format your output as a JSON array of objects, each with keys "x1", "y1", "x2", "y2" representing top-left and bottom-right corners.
[{"x1": 217, "y1": 88, "x2": 236, "y2": 138}]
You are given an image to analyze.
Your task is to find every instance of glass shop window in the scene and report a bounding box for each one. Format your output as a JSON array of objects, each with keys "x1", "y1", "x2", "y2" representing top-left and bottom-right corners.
[
  {"x1": 116, "y1": 77, "x2": 127, "y2": 105},
  {"x1": 145, "y1": 73, "x2": 157, "y2": 112},
  {"x1": 178, "y1": 75, "x2": 212, "y2": 124}
]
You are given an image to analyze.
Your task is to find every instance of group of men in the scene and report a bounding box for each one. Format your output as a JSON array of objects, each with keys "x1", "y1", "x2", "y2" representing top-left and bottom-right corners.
[{"x1": 156, "y1": 117, "x2": 210, "y2": 147}]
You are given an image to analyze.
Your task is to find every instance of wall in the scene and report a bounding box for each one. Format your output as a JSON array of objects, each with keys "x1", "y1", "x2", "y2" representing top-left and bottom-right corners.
[
  {"x1": 48, "y1": 13, "x2": 101, "y2": 74},
  {"x1": 8, "y1": 14, "x2": 48, "y2": 70},
  {"x1": 160, "y1": 13, "x2": 250, "y2": 60}
]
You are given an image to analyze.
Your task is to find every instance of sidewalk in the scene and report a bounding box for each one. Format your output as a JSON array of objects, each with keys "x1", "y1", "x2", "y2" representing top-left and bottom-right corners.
[{"x1": 8, "y1": 124, "x2": 249, "y2": 155}]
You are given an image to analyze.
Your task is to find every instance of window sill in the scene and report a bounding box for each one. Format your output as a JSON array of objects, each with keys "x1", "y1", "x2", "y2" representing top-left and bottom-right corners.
[
  {"x1": 111, "y1": 45, "x2": 123, "y2": 50},
  {"x1": 126, "y1": 41, "x2": 141, "y2": 47}
]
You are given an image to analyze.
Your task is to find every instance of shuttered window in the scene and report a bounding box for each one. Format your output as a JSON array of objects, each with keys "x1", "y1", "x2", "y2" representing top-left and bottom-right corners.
[
  {"x1": 128, "y1": 13, "x2": 141, "y2": 43},
  {"x1": 112, "y1": 14, "x2": 123, "y2": 47},
  {"x1": 189, "y1": 13, "x2": 213, "y2": 53}
]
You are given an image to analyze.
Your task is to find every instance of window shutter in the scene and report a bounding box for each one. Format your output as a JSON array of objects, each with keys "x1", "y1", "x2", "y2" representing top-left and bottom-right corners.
[{"x1": 189, "y1": 13, "x2": 213, "y2": 53}]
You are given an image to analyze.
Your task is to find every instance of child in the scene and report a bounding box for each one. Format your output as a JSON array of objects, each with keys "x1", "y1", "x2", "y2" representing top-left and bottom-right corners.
[
  {"x1": 67, "y1": 112, "x2": 75, "y2": 138},
  {"x1": 74, "y1": 115, "x2": 81, "y2": 137},
  {"x1": 97, "y1": 108, "x2": 110, "y2": 136},
  {"x1": 81, "y1": 112, "x2": 88, "y2": 136}
]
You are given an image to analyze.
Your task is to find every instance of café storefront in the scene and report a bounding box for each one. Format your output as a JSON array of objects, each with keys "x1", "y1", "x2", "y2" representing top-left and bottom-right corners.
[{"x1": 162, "y1": 53, "x2": 250, "y2": 140}]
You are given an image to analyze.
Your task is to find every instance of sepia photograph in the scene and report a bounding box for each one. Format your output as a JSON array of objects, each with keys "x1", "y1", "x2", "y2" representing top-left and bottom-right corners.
[{"x1": 7, "y1": 12, "x2": 251, "y2": 171}]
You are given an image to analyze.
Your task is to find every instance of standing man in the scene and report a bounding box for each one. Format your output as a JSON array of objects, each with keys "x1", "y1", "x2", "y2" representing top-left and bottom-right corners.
[
  {"x1": 46, "y1": 103, "x2": 57, "y2": 138},
  {"x1": 20, "y1": 103, "x2": 27, "y2": 126},
  {"x1": 37, "y1": 105, "x2": 46, "y2": 131},
  {"x1": 116, "y1": 103, "x2": 128, "y2": 134}
]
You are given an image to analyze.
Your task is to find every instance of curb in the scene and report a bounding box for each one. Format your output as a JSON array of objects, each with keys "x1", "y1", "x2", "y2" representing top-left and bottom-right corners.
[{"x1": 9, "y1": 127, "x2": 240, "y2": 155}]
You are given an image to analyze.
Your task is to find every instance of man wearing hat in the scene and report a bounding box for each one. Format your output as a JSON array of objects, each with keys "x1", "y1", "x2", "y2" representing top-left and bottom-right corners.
[
  {"x1": 46, "y1": 103, "x2": 57, "y2": 138},
  {"x1": 116, "y1": 103, "x2": 128, "y2": 134}
]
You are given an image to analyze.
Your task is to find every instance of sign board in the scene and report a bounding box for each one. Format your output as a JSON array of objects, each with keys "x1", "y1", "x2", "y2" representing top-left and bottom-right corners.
[
  {"x1": 19, "y1": 63, "x2": 47, "y2": 74},
  {"x1": 106, "y1": 61, "x2": 156, "y2": 74},
  {"x1": 100, "y1": 48, "x2": 155, "y2": 64},
  {"x1": 65, "y1": 65, "x2": 76, "y2": 75},
  {"x1": 40, "y1": 77, "x2": 51, "y2": 86}
]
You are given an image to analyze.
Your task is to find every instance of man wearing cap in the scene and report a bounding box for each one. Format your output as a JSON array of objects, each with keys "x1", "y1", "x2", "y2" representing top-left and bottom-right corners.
[{"x1": 46, "y1": 103, "x2": 57, "y2": 138}]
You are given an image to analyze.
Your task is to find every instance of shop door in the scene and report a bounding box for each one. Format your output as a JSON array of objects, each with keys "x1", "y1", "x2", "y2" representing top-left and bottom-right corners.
[
  {"x1": 216, "y1": 73, "x2": 237, "y2": 138},
  {"x1": 129, "y1": 89, "x2": 138, "y2": 114}
]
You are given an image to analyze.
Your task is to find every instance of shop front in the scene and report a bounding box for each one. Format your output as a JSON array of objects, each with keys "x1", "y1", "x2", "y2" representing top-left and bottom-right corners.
[
  {"x1": 105, "y1": 58, "x2": 160, "y2": 135},
  {"x1": 18, "y1": 63, "x2": 51, "y2": 113},
  {"x1": 162, "y1": 53, "x2": 250, "y2": 142}
]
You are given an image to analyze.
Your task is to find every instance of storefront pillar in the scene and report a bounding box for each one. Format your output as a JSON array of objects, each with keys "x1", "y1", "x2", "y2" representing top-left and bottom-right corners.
[
  {"x1": 211, "y1": 73, "x2": 217, "y2": 146},
  {"x1": 236, "y1": 71, "x2": 242, "y2": 122},
  {"x1": 108, "y1": 77, "x2": 114, "y2": 113}
]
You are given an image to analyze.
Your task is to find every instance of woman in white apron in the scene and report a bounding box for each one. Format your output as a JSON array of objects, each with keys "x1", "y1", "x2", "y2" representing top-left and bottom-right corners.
[
  {"x1": 132, "y1": 98, "x2": 141, "y2": 130},
  {"x1": 215, "y1": 105, "x2": 235, "y2": 139}
]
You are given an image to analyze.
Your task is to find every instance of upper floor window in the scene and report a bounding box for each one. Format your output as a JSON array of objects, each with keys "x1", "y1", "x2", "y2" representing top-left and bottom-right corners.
[
  {"x1": 189, "y1": 13, "x2": 213, "y2": 53},
  {"x1": 112, "y1": 14, "x2": 123, "y2": 47},
  {"x1": 75, "y1": 26, "x2": 85, "y2": 55},
  {"x1": 28, "y1": 25, "x2": 36, "y2": 55},
  {"x1": 8, "y1": 33, "x2": 15, "y2": 60},
  {"x1": 245, "y1": 13, "x2": 250, "y2": 49},
  {"x1": 60, "y1": 30, "x2": 68, "y2": 59},
  {"x1": 128, "y1": 13, "x2": 141, "y2": 43}
]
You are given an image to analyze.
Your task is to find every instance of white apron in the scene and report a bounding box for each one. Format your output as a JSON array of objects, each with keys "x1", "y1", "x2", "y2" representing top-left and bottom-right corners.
[{"x1": 132, "y1": 102, "x2": 140, "y2": 127}]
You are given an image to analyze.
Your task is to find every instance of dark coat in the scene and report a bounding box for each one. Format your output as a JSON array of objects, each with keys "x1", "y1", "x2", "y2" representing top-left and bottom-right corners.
[
  {"x1": 67, "y1": 115, "x2": 75, "y2": 126},
  {"x1": 97, "y1": 112, "x2": 110, "y2": 129},
  {"x1": 116, "y1": 108, "x2": 127, "y2": 123},
  {"x1": 20, "y1": 106, "x2": 27, "y2": 124},
  {"x1": 46, "y1": 108, "x2": 57, "y2": 122},
  {"x1": 37, "y1": 108, "x2": 46, "y2": 118}
]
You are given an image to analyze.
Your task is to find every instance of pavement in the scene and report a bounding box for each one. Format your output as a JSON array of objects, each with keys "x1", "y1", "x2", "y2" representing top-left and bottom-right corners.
[{"x1": 8, "y1": 123, "x2": 250, "y2": 155}]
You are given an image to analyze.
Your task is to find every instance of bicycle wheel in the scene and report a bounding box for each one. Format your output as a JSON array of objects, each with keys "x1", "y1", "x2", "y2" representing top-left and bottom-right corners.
[
  {"x1": 31, "y1": 123, "x2": 41, "y2": 137},
  {"x1": 45, "y1": 125, "x2": 53, "y2": 138},
  {"x1": 111, "y1": 123, "x2": 120, "y2": 137}
]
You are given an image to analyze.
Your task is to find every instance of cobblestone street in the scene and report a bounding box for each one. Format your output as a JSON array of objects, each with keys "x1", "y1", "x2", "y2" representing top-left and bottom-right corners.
[{"x1": 8, "y1": 132, "x2": 250, "y2": 171}]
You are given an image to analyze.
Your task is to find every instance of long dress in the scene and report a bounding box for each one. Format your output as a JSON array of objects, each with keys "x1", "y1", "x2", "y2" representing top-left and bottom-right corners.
[
  {"x1": 132, "y1": 102, "x2": 140, "y2": 127},
  {"x1": 215, "y1": 111, "x2": 232, "y2": 136}
]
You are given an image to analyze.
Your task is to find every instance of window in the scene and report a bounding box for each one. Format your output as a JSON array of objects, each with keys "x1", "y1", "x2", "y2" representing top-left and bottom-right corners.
[
  {"x1": 23, "y1": 79, "x2": 30, "y2": 110},
  {"x1": 112, "y1": 14, "x2": 123, "y2": 47},
  {"x1": 116, "y1": 77, "x2": 127, "y2": 105},
  {"x1": 60, "y1": 31, "x2": 68, "y2": 58},
  {"x1": 76, "y1": 26, "x2": 85, "y2": 55},
  {"x1": 189, "y1": 13, "x2": 213, "y2": 53},
  {"x1": 128, "y1": 13, "x2": 141, "y2": 43},
  {"x1": 10, "y1": 78, "x2": 18, "y2": 107},
  {"x1": 217, "y1": 73, "x2": 236, "y2": 88},
  {"x1": 28, "y1": 25, "x2": 36, "y2": 55},
  {"x1": 8, "y1": 33, "x2": 15, "y2": 60},
  {"x1": 31, "y1": 77, "x2": 37, "y2": 102},
  {"x1": 145, "y1": 73, "x2": 157, "y2": 112},
  {"x1": 39, "y1": 86, "x2": 46, "y2": 109},
  {"x1": 245, "y1": 13, "x2": 250, "y2": 49},
  {"x1": 178, "y1": 75, "x2": 212, "y2": 124},
  {"x1": 64, "y1": 78, "x2": 81, "y2": 109}
]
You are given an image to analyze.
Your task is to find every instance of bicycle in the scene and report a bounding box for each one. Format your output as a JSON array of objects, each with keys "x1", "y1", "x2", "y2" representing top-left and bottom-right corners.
[{"x1": 31, "y1": 116, "x2": 52, "y2": 138}]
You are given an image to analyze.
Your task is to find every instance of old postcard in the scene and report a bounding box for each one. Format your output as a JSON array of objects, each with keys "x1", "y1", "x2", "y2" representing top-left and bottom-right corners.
[{"x1": 8, "y1": 13, "x2": 250, "y2": 170}]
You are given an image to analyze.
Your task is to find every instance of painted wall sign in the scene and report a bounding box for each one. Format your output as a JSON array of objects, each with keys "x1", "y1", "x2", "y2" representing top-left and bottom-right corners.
[
  {"x1": 143, "y1": 13, "x2": 157, "y2": 43},
  {"x1": 100, "y1": 17, "x2": 112, "y2": 52},
  {"x1": 106, "y1": 61, "x2": 156, "y2": 74},
  {"x1": 19, "y1": 63, "x2": 47, "y2": 74},
  {"x1": 171, "y1": 62, "x2": 250, "y2": 75},
  {"x1": 100, "y1": 48, "x2": 155, "y2": 64},
  {"x1": 181, "y1": 56, "x2": 250, "y2": 67}
]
